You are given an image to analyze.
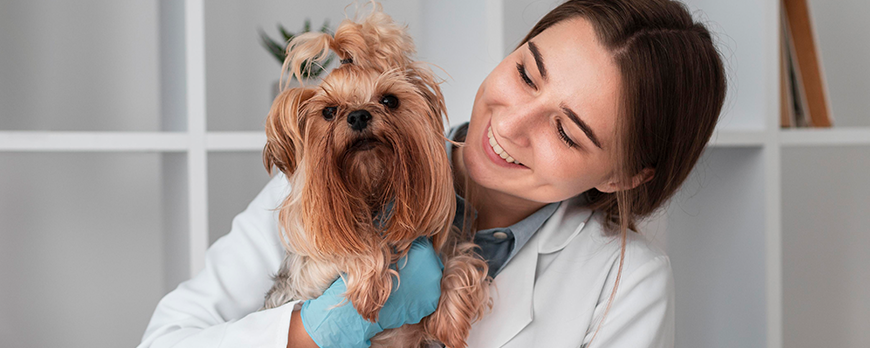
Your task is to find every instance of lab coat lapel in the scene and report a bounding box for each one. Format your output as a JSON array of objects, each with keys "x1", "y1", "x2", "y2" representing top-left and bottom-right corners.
[
  {"x1": 467, "y1": 202, "x2": 594, "y2": 347},
  {"x1": 468, "y1": 202, "x2": 585, "y2": 347},
  {"x1": 467, "y1": 229, "x2": 538, "y2": 348}
]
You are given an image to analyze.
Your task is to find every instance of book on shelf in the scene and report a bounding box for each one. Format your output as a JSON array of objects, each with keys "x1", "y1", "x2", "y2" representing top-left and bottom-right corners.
[{"x1": 780, "y1": 0, "x2": 833, "y2": 128}]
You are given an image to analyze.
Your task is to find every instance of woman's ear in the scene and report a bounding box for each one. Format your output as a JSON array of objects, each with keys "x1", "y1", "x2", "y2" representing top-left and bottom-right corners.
[{"x1": 595, "y1": 168, "x2": 655, "y2": 193}]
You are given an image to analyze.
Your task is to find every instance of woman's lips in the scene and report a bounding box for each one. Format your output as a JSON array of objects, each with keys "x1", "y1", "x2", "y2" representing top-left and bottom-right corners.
[{"x1": 482, "y1": 121, "x2": 526, "y2": 169}]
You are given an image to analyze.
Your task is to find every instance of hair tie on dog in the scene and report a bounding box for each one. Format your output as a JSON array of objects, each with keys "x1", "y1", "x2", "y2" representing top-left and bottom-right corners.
[{"x1": 340, "y1": 58, "x2": 353, "y2": 65}]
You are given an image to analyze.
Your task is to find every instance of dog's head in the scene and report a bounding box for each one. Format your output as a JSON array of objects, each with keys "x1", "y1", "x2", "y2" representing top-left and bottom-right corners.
[{"x1": 264, "y1": 3, "x2": 454, "y2": 260}]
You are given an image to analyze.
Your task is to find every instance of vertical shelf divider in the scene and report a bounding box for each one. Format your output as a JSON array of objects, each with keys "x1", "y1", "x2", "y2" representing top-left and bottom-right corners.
[
  {"x1": 766, "y1": 1, "x2": 783, "y2": 347},
  {"x1": 159, "y1": 0, "x2": 190, "y2": 293},
  {"x1": 185, "y1": 0, "x2": 209, "y2": 278}
]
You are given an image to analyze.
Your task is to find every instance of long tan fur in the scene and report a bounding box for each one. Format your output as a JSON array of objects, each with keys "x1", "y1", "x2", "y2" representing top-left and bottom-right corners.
[{"x1": 262, "y1": 2, "x2": 490, "y2": 347}]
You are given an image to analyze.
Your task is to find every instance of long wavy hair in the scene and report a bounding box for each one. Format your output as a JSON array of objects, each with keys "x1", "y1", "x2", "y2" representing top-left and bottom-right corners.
[{"x1": 516, "y1": 0, "x2": 727, "y2": 344}]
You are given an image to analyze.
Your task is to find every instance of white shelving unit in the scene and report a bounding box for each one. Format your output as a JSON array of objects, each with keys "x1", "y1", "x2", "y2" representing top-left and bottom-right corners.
[{"x1": 1, "y1": 0, "x2": 867, "y2": 347}]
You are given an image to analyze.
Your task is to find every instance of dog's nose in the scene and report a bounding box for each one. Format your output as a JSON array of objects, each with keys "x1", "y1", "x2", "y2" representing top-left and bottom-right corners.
[{"x1": 347, "y1": 110, "x2": 372, "y2": 131}]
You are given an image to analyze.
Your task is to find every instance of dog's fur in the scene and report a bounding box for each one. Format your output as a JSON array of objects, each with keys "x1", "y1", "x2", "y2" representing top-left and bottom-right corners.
[{"x1": 260, "y1": 3, "x2": 490, "y2": 347}]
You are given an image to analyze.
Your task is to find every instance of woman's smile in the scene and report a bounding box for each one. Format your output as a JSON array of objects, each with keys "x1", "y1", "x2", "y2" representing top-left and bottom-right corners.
[{"x1": 483, "y1": 120, "x2": 527, "y2": 169}]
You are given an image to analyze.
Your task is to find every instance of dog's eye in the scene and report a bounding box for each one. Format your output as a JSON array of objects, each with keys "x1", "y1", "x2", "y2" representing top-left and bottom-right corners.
[
  {"x1": 322, "y1": 106, "x2": 337, "y2": 120},
  {"x1": 379, "y1": 95, "x2": 399, "y2": 109}
]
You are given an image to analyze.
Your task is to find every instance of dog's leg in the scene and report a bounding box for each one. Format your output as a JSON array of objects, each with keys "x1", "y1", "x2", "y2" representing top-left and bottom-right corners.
[
  {"x1": 343, "y1": 246, "x2": 395, "y2": 323},
  {"x1": 262, "y1": 252, "x2": 341, "y2": 310},
  {"x1": 423, "y1": 242, "x2": 491, "y2": 348}
]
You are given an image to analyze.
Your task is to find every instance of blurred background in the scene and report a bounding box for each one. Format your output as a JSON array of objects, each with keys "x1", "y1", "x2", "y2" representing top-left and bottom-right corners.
[{"x1": 1, "y1": 0, "x2": 868, "y2": 347}]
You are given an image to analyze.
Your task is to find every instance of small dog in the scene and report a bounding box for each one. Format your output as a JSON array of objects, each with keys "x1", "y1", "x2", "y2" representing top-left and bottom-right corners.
[{"x1": 260, "y1": 3, "x2": 490, "y2": 347}]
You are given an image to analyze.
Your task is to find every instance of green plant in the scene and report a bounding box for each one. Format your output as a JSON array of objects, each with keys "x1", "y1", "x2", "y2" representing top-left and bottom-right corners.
[{"x1": 259, "y1": 19, "x2": 334, "y2": 80}]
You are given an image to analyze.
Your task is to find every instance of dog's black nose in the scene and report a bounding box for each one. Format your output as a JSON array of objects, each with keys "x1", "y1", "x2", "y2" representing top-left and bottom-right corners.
[{"x1": 347, "y1": 110, "x2": 372, "y2": 131}]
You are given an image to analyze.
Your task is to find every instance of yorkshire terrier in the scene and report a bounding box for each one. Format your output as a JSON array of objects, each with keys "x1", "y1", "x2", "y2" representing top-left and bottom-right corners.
[{"x1": 260, "y1": 3, "x2": 490, "y2": 347}]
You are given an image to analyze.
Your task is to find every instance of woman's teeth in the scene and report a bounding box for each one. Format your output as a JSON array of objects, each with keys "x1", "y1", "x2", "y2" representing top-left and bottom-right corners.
[{"x1": 488, "y1": 127, "x2": 522, "y2": 165}]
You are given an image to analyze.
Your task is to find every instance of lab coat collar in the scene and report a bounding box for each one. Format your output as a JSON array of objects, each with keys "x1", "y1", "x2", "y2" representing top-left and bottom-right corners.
[
  {"x1": 468, "y1": 199, "x2": 594, "y2": 347},
  {"x1": 537, "y1": 200, "x2": 594, "y2": 254}
]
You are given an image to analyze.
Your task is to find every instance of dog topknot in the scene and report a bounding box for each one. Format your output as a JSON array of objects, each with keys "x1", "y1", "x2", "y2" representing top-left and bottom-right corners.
[{"x1": 281, "y1": 1, "x2": 415, "y2": 89}]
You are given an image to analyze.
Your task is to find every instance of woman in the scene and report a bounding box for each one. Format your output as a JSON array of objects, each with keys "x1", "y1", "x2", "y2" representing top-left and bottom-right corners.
[{"x1": 139, "y1": 0, "x2": 726, "y2": 347}]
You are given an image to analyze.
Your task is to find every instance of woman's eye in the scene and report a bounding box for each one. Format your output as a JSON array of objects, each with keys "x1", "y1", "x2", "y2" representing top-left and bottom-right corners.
[
  {"x1": 516, "y1": 63, "x2": 537, "y2": 90},
  {"x1": 379, "y1": 95, "x2": 399, "y2": 109},
  {"x1": 556, "y1": 119, "x2": 578, "y2": 148},
  {"x1": 322, "y1": 106, "x2": 337, "y2": 120}
]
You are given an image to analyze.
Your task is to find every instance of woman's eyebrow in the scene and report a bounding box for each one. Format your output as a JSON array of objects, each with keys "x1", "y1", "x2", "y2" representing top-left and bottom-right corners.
[
  {"x1": 561, "y1": 105, "x2": 603, "y2": 150},
  {"x1": 528, "y1": 41, "x2": 547, "y2": 81}
]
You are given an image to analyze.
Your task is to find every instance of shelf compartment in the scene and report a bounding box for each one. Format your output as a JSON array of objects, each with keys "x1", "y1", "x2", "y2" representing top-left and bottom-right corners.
[
  {"x1": 660, "y1": 147, "x2": 768, "y2": 348},
  {"x1": 0, "y1": 152, "x2": 165, "y2": 347},
  {"x1": 207, "y1": 152, "x2": 273, "y2": 246},
  {"x1": 781, "y1": 146, "x2": 870, "y2": 347}
]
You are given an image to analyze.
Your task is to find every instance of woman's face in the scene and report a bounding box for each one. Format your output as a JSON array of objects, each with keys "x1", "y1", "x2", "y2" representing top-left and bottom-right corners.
[{"x1": 462, "y1": 17, "x2": 623, "y2": 205}]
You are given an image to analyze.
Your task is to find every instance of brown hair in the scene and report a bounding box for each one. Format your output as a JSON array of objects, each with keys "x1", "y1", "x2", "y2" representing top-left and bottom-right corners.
[{"x1": 517, "y1": 0, "x2": 727, "y2": 343}]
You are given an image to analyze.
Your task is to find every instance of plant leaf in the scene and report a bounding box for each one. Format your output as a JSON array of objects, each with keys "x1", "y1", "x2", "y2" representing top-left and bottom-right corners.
[
  {"x1": 278, "y1": 24, "x2": 294, "y2": 42},
  {"x1": 258, "y1": 28, "x2": 286, "y2": 64}
]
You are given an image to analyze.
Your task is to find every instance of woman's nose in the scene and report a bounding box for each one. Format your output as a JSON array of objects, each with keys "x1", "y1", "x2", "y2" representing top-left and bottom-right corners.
[{"x1": 496, "y1": 101, "x2": 545, "y2": 148}]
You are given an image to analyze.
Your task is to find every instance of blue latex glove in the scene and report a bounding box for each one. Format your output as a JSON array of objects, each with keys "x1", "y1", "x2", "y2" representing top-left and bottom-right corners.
[{"x1": 300, "y1": 237, "x2": 444, "y2": 348}]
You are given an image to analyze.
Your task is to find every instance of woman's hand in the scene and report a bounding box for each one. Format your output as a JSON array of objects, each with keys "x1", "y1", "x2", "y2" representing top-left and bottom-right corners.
[{"x1": 295, "y1": 238, "x2": 444, "y2": 348}]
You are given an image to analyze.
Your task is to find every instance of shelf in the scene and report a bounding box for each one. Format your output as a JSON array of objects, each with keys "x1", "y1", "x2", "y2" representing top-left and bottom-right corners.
[
  {"x1": 0, "y1": 131, "x2": 266, "y2": 152},
  {"x1": 0, "y1": 132, "x2": 188, "y2": 152},
  {"x1": 708, "y1": 129, "x2": 768, "y2": 147},
  {"x1": 205, "y1": 132, "x2": 266, "y2": 151},
  {"x1": 6, "y1": 128, "x2": 866, "y2": 152},
  {"x1": 780, "y1": 127, "x2": 870, "y2": 147}
]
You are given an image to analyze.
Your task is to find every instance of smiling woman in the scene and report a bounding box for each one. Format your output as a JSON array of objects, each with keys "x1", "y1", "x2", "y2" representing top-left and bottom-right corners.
[{"x1": 451, "y1": 0, "x2": 726, "y2": 346}]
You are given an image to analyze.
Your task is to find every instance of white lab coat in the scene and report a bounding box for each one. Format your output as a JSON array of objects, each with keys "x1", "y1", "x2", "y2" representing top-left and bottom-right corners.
[{"x1": 139, "y1": 172, "x2": 674, "y2": 348}]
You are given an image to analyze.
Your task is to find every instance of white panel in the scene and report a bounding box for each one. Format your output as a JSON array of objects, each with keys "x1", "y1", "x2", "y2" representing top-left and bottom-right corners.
[
  {"x1": 806, "y1": 0, "x2": 870, "y2": 127},
  {"x1": 502, "y1": 0, "x2": 561, "y2": 55},
  {"x1": 664, "y1": 148, "x2": 768, "y2": 348},
  {"x1": 419, "y1": 0, "x2": 501, "y2": 128},
  {"x1": 0, "y1": 153, "x2": 163, "y2": 347},
  {"x1": 782, "y1": 146, "x2": 870, "y2": 348},
  {"x1": 0, "y1": 0, "x2": 161, "y2": 131},
  {"x1": 204, "y1": 0, "x2": 422, "y2": 131},
  {"x1": 680, "y1": 0, "x2": 774, "y2": 131},
  {"x1": 207, "y1": 152, "x2": 273, "y2": 246}
]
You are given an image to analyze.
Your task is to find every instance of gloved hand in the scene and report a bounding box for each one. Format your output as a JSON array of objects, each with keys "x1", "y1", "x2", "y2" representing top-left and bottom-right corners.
[{"x1": 300, "y1": 237, "x2": 444, "y2": 348}]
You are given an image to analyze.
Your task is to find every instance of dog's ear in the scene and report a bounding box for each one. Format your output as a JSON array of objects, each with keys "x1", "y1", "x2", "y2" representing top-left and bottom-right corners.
[{"x1": 263, "y1": 87, "x2": 317, "y2": 176}]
